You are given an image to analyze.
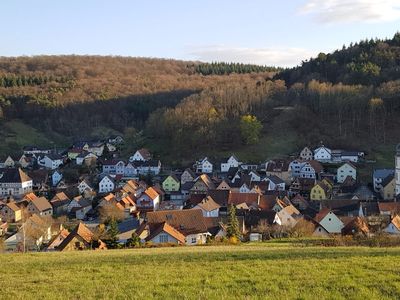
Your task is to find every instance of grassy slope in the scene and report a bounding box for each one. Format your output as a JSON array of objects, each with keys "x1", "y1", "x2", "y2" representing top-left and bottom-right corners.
[{"x1": 1, "y1": 244, "x2": 400, "y2": 299}]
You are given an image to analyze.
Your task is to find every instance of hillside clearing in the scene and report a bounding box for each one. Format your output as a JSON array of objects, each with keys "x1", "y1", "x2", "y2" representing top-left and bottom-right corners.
[{"x1": 1, "y1": 244, "x2": 400, "y2": 299}]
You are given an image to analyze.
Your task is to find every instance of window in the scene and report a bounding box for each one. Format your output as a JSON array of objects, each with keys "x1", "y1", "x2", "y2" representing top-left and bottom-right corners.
[
  {"x1": 159, "y1": 234, "x2": 168, "y2": 243},
  {"x1": 328, "y1": 218, "x2": 332, "y2": 221},
  {"x1": 191, "y1": 237, "x2": 197, "y2": 243}
]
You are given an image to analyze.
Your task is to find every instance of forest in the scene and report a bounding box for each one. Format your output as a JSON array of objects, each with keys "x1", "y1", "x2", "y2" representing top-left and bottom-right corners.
[{"x1": 1, "y1": 33, "x2": 400, "y2": 164}]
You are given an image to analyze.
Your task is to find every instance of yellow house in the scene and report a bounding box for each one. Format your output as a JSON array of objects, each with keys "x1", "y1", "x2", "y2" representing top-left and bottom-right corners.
[
  {"x1": 310, "y1": 181, "x2": 331, "y2": 201},
  {"x1": 381, "y1": 175, "x2": 395, "y2": 200},
  {"x1": 162, "y1": 175, "x2": 180, "y2": 192}
]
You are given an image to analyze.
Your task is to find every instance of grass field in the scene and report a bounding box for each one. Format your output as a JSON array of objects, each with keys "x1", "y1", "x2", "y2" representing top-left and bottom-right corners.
[{"x1": 1, "y1": 243, "x2": 400, "y2": 299}]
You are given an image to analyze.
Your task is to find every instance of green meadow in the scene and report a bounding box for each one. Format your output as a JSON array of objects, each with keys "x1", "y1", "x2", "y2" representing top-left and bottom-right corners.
[{"x1": 1, "y1": 243, "x2": 400, "y2": 299}]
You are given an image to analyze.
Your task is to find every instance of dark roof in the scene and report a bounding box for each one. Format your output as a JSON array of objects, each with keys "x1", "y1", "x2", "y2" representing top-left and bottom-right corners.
[
  {"x1": 0, "y1": 168, "x2": 31, "y2": 183},
  {"x1": 117, "y1": 218, "x2": 140, "y2": 233},
  {"x1": 57, "y1": 223, "x2": 94, "y2": 251},
  {"x1": 207, "y1": 190, "x2": 230, "y2": 207},
  {"x1": 382, "y1": 174, "x2": 395, "y2": 187}
]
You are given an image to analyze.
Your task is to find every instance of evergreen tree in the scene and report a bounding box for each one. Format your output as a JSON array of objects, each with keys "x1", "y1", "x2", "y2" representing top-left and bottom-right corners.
[
  {"x1": 226, "y1": 205, "x2": 241, "y2": 239},
  {"x1": 106, "y1": 218, "x2": 120, "y2": 249},
  {"x1": 126, "y1": 232, "x2": 141, "y2": 248}
]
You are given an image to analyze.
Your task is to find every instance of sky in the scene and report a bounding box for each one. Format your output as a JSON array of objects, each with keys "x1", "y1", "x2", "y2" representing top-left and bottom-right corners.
[{"x1": 1, "y1": 0, "x2": 399, "y2": 67}]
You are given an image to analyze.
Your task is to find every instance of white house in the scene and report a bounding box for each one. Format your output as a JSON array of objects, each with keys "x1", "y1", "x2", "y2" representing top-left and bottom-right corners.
[
  {"x1": 195, "y1": 157, "x2": 213, "y2": 174},
  {"x1": 98, "y1": 176, "x2": 115, "y2": 193},
  {"x1": 248, "y1": 170, "x2": 261, "y2": 182},
  {"x1": 0, "y1": 168, "x2": 33, "y2": 197},
  {"x1": 136, "y1": 187, "x2": 160, "y2": 211},
  {"x1": 299, "y1": 161, "x2": 322, "y2": 179},
  {"x1": 129, "y1": 148, "x2": 151, "y2": 162},
  {"x1": 384, "y1": 215, "x2": 400, "y2": 234},
  {"x1": 78, "y1": 180, "x2": 93, "y2": 194},
  {"x1": 123, "y1": 162, "x2": 138, "y2": 177},
  {"x1": 194, "y1": 196, "x2": 220, "y2": 217},
  {"x1": 314, "y1": 209, "x2": 344, "y2": 234},
  {"x1": 38, "y1": 154, "x2": 63, "y2": 170},
  {"x1": 289, "y1": 160, "x2": 307, "y2": 179},
  {"x1": 341, "y1": 151, "x2": 362, "y2": 163},
  {"x1": 263, "y1": 175, "x2": 285, "y2": 191},
  {"x1": 337, "y1": 162, "x2": 357, "y2": 183},
  {"x1": 134, "y1": 160, "x2": 161, "y2": 175},
  {"x1": 102, "y1": 160, "x2": 125, "y2": 175},
  {"x1": 51, "y1": 171, "x2": 63, "y2": 187},
  {"x1": 314, "y1": 146, "x2": 332, "y2": 162},
  {"x1": 221, "y1": 155, "x2": 241, "y2": 172}
]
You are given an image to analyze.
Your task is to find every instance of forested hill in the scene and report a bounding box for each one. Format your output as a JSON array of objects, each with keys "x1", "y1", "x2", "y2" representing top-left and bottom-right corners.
[
  {"x1": 1, "y1": 34, "x2": 400, "y2": 166},
  {"x1": 276, "y1": 32, "x2": 400, "y2": 86}
]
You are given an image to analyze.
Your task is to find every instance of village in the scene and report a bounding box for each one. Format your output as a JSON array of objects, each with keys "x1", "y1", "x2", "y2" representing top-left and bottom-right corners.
[{"x1": 0, "y1": 137, "x2": 400, "y2": 251}]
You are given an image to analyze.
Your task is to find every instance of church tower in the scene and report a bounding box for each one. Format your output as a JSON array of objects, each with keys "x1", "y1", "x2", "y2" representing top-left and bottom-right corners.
[{"x1": 396, "y1": 144, "x2": 400, "y2": 196}]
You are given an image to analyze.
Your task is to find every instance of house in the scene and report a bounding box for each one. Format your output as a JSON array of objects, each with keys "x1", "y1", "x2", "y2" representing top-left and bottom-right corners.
[
  {"x1": 129, "y1": 148, "x2": 152, "y2": 162},
  {"x1": 78, "y1": 179, "x2": 94, "y2": 195},
  {"x1": 181, "y1": 168, "x2": 196, "y2": 185},
  {"x1": 341, "y1": 217, "x2": 369, "y2": 236},
  {"x1": 378, "y1": 202, "x2": 400, "y2": 217},
  {"x1": 108, "y1": 135, "x2": 124, "y2": 145},
  {"x1": 314, "y1": 146, "x2": 332, "y2": 162},
  {"x1": 123, "y1": 162, "x2": 138, "y2": 178},
  {"x1": 384, "y1": 215, "x2": 400, "y2": 234},
  {"x1": 137, "y1": 209, "x2": 210, "y2": 245},
  {"x1": 1, "y1": 156, "x2": 15, "y2": 168},
  {"x1": 274, "y1": 204, "x2": 301, "y2": 228},
  {"x1": 265, "y1": 160, "x2": 290, "y2": 184},
  {"x1": 69, "y1": 198, "x2": 92, "y2": 220},
  {"x1": 221, "y1": 155, "x2": 241, "y2": 172},
  {"x1": 27, "y1": 196, "x2": 53, "y2": 216},
  {"x1": 76, "y1": 152, "x2": 98, "y2": 166},
  {"x1": 217, "y1": 180, "x2": 231, "y2": 191},
  {"x1": 37, "y1": 154, "x2": 64, "y2": 170},
  {"x1": 85, "y1": 141, "x2": 105, "y2": 156},
  {"x1": 5, "y1": 214, "x2": 52, "y2": 251},
  {"x1": 194, "y1": 157, "x2": 213, "y2": 174},
  {"x1": 299, "y1": 160, "x2": 323, "y2": 180},
  {"x1": 23, "y1": 146, "x2": 51, "y2": 156},
  {"x1": 136, "y1": 187, "x2": 160, "y2": 211},
  {"x1": 27, "y1": 169, "x2": 49, "y2": 192},
  {"x1": 99, "y1": 176, "x2": 115, "y2": 194},
  {"x1": 314, "y1": 209, "x2": 344, "y2": 234},
  {"x1": 51, "y1": 170, "x2": 63, "y2": 187},
  {"x1": 144, "y1": 222, "x2": 186, "y2": 245},
  {"x1": 117, "y1": 218, "x2": 140, "y2": 243},
  {"x1": 310, "y1": 181, "x2": 332, "y2": 200},
  {"x1": 162, "y1": 175, "x2": 180, "y2": 193},
  {"x1": 18, "y1": 154, "x2": 34, "y2": 168},
  {"x1": 264, "y1": 176, "x2": 285, "y2": 191},
  {"x1": 0, "y1": 168, "x2": 33, "y2": 197},
  {"x1": 46, "y1": 229, "x2": 70, "y2": 251},
  {"x1": 50, "y1": 192, "x2": 71, "y2": 216},
  {"x1": 190, "y1": 174, "x2": 215, "y2": 194},
  {"x1": 0, "y1": 201, "x2": 22, "y2": 222},
  {"x1": 134, "y1": 160, "x2": 161, "y2": 175},
  {"x1": 380, "y1": 175, "x2": 396, "y2": 200},
  {"x1": 299, "y1": 147, "x2": 313, "y2": 161},
  {"x1": 373, "y1": 169, "x2": 394, "y2": 192},
  {"x1": 289, "y1": 160, "x2": 307, "y2": 179},
  {"x1": 102, "y1": 160, "x2": 125, "y2": 175},
  {"x1": 57, "y1": 222, "x2": 106, "y2": 251},
  {"x1": 337, "y1": 162, "x2": 357, "y2": 184},
  {"x1": 341, "y1": 151, "x2": 362, "y2": 163},
  {"x1": 194, "y1": 196, "x2": 221, "y2": 217}
]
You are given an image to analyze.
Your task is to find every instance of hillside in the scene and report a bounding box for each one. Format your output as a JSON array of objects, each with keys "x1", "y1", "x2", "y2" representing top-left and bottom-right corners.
[
  {"x1": 0, "y1": 244, "x2": 399, "y2": 299},
  {"x1": 1, "y1": 34, "x2": 400, "y2": 166},
  {"x1": 276, "y1": 32, "x2": 400, "y2": 86}
]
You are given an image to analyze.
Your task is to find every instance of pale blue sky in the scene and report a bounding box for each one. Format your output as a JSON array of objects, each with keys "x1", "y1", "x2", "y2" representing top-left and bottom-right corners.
[{"x1": 1, "y1": 0, "x2": 399, "y2": 66}]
